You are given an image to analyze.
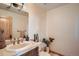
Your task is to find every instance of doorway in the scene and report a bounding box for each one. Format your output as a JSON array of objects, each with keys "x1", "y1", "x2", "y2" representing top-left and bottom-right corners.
[{"x1": 0, "y1": 16, "x2": 12, "y2": 40}]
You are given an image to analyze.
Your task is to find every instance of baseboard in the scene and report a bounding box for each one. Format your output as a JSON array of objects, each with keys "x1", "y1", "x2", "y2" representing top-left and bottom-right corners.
[{"x1": 49, "y1": 50, "x2": 64, "y2": 56}]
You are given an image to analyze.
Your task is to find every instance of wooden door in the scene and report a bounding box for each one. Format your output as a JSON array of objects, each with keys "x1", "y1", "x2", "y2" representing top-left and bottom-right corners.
[{"x1": 0, "y1": 16, "x2": 12, "y2": 40}]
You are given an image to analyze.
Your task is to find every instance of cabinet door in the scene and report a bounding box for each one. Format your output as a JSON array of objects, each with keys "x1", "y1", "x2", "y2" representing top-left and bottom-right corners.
[{"x1": 21, "y1": 47, "x2": 39, "y2": 56}]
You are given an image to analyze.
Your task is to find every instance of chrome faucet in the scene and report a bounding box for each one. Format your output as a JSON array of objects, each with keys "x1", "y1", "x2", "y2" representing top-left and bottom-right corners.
[{"x1": 11, "y1": 37, "x2": 24, "y2": 45}]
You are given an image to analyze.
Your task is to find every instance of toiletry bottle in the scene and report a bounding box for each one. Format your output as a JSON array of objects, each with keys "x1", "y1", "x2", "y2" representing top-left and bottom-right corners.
[
  {"x1": 26, "y1": 35, "x2": 29, "y2": 41},
  {"x1": 34, "y1": 34, "x2": 35, "y2": 41}
]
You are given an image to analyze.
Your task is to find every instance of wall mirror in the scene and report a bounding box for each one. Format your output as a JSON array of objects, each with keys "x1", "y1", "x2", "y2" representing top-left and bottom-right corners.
[{"x1": 0, "y1": 3, "x2": 28, "y2": 40}]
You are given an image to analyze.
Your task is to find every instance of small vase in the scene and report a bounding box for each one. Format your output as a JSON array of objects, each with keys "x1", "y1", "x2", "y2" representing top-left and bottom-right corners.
[{"x1": 46, "y1": 47, "x2": 49, "y2": 53}]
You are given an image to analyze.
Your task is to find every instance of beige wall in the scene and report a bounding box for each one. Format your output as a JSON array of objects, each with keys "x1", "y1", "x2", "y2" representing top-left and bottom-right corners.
[
  {"x1": 23, "y1": 3, "x2": 79, "y2": 55},
  {"x1": 0, "y1": 9, "x2": 28, "y2": 38},
  {"x1": 23, "y1": 4, "x2": 47, "y2": 40},
  {"x1": 46, "y1": 4, "x2": 79, "y2": 55}
]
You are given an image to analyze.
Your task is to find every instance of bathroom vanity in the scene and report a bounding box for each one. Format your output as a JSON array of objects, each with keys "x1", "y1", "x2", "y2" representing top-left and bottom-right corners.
[{"x1": 0, "y1": 41, "x2": 41, "y2": 56}]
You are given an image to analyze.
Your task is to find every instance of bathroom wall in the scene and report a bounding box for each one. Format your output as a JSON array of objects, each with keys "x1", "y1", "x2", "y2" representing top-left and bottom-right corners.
[
  {"x1": 46, "y1": 4, "x2": 79, "y2": 55},
  {"x1": 23, "y1": 4, "x2": 47, "y2": 40},
  {"x1": 0, "y1": 9, "x2": 28, "y2": 38}
]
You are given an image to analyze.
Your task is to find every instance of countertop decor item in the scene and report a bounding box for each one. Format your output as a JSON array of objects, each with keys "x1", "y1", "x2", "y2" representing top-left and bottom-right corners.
[
  {"x1": 34, "y1": 34, "x2": 39, "y2": 42},
  {"x1": 25, "y1": 35, "x2": 29, "y2": 41}
]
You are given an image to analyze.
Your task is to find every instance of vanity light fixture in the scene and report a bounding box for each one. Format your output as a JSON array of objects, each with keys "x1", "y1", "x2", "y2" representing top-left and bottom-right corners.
[{"x1": 7, "y1": 3, "x2": 24, "y2": 11}]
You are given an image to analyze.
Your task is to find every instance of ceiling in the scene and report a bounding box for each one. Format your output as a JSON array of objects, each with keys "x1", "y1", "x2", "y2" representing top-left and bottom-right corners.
[
  {"x1": 0, "y1": 3, "x2": 68, "y2": 14},
  {"x1": 35, "y1": 3, "x2": 68, "y2": 11}
]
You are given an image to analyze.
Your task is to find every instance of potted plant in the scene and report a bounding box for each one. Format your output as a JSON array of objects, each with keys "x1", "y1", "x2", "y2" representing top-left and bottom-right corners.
[{"x1": 42, "y1": 37, "x2": 55, "y2": 53}]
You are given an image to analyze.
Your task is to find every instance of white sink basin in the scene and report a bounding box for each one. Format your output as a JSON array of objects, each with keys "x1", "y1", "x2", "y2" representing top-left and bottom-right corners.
[
  {"x1": 5, "y1": 41, "x2": 41, "y2": 55},
  {"x1": 8, "y1": 43, "x2": 29, "y2": 49},
  {"x1": 6, "y1": 41, "x2": 34, "y2": 52}
]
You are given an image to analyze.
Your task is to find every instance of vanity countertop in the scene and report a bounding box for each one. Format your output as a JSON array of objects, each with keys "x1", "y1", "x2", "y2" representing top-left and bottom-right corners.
[
  {"x1": 0, "y1": 41, "x2": 41, "y2": 56},
  {"x1": 0, "y1": 48, "x2": 16, "y2": 56}
]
